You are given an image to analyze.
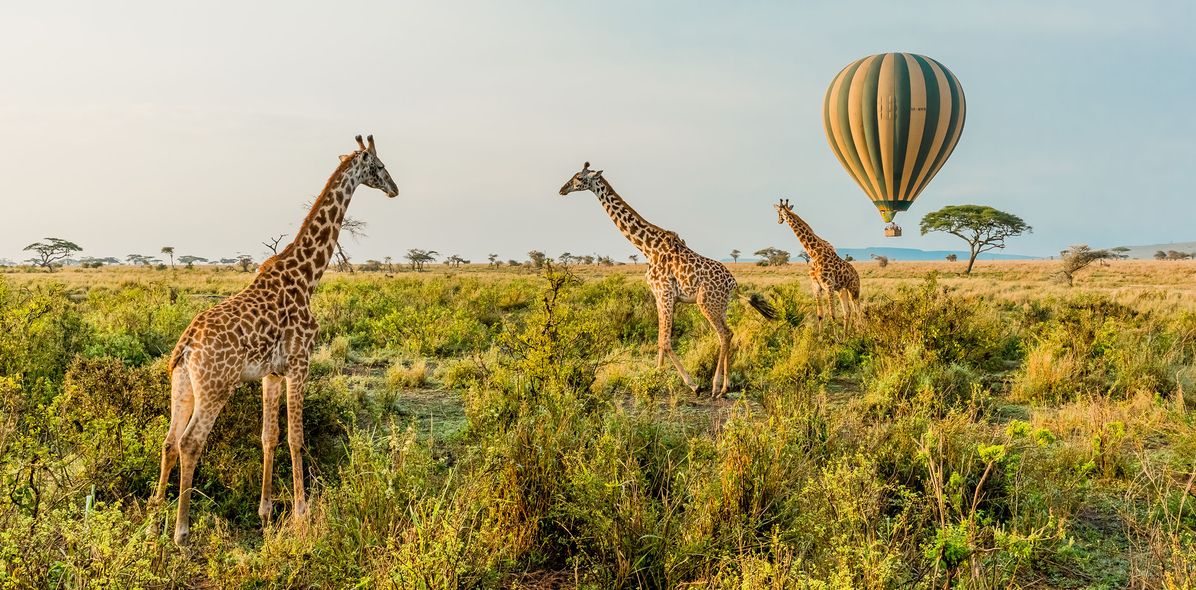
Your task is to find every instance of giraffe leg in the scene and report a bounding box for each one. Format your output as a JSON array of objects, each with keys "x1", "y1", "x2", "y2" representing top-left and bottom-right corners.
[
  {"x1": 285, "y1": 367, "x2": 310, "y2": 520},
  {"x1": 837, "y1": 290, "x2": 852, "y2": 330},
  {"x1": 698, "y1": 301, "x2": 733, "y2": 396},
  {"x1": 148, "y1": 366, "x2": 194, "y2": 536},
  {"x1": 654, "y1": 292, "x2": 698, "y2": 393},
  {"x1": 258, "y1": 374, "x2": 284, "y2": 526},
  {"x1": 810, "y1": 281, "x2": 824, "y2": 329},
  {"x1": 827, "y1": 289, "x2": 841, "y2": 332},
  {"x1": 174, "y1": 378, "x2": 233, "y2": 545}
]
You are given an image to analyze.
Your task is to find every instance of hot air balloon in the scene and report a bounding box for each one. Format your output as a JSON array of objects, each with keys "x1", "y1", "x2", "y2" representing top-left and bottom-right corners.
[{"x1": 823, "y1": 53, "x2": 966, "y2": 236}]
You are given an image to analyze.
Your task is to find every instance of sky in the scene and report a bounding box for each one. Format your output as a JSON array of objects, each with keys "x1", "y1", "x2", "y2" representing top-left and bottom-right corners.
[{"x1": 2, "y1": 1, "x2": 1194, "y2": 264}]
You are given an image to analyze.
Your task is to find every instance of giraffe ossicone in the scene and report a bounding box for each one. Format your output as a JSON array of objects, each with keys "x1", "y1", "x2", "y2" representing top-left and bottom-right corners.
[{"x1": 148, "y1": 135, "x2": 399, "y2": 545}]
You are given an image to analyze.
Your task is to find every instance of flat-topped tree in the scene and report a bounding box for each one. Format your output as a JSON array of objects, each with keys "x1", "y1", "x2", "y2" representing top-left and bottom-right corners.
[
  {"x1": 1059, "y1": 244, "x2": 1125, "y2": 286},
  {"x1": 558, "y1": 162, "x2": 777, "y2": 396},
  {"x1": 24, "y1": 238, "x2": 81, "y2": 272},
  {"x1": 148, "y1": 135, "x2": 399, "y2": 546},
  {"x1": 178, "y1": 255, "x2": 208, "y2": 268},
  {"x1": 920, "y1": 205, "x2": 1031, "y2": 274}
]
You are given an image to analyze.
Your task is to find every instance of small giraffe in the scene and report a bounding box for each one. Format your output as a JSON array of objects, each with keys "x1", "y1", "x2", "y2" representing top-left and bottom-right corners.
[
  {"x1": 774, "y1": 198, "x2": 860, "y2": 328},
  {"x1": 560, "y1": 162, "x2": 777, "y2": 395},
  {"x1": 148, "y1": 135, "x2": 399, "y2": 545}
]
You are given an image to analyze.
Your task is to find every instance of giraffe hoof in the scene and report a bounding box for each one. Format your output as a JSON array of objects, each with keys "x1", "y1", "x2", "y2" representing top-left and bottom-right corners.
[
  {"x1": 173, "y1": 526, "x2": 190, "y2": 546},
  {"x1": 258, "y1": 500, "x2": 273, "y2": 526}
]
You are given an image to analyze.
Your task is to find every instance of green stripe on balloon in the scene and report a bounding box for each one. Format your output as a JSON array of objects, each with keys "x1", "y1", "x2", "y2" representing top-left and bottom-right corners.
[{"x1": 860, "y1": 56, "x2": 886, "y2": 199}]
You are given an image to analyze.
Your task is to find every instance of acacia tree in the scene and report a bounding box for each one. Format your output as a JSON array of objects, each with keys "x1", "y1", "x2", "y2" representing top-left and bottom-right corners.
[
  {"x1": 753, "y1": 247, "x2": 790, "y2": 267},
  {"x1": 527, "y1": 250, "x2": 547, "y2": 269},
  {"x1": 730, "y1": 249, "x2": 741, "y2": 264},
  {"x1": 24, "y1": 238, "x2": 82, "y2": 272},
  {"x1": 160, "y1": 246, "x2": 176, "y2": 269},
  {"x1": 919, "y1": 205, "x2": 1031, "y2": 274},
  {"x1": 236, "y1": 254, "x2": 255, "y2": 272},
  {"x1": 405, "y1": 249, "x2": 438, "y2": 271},
  {"x1": 1058, "y1": 244, "x2": 1124, "y2": 286},
  {"x1": 178, "y1": 255, "x2": 208, "y2": 268},
  {"x1": 127, "y1": 254, "x2": 153, "y2": 266},
  {"x1": 629, "y1": 253, "x2": 639, "y2": 264},
  {"x1": 488, "y1": 254, "x2": 499, "y2": 268}
]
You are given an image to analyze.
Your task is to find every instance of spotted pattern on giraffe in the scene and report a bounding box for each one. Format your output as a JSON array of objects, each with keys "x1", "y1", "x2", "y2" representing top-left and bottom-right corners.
[
  {"x1": 560, "y1": 162, "x2": 776, "y2": 396},
  {"x1": 774, "y1": 198, "x2": 861, "y2": 329}
]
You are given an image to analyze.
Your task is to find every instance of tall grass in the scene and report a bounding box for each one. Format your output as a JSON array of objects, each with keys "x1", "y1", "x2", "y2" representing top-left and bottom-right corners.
[{"x1": 0, "y1": 264, "x2": 1194, "y2": 587}]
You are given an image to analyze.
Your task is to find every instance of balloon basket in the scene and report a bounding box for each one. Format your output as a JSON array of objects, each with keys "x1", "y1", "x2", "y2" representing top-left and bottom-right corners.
[{"x1": 884, "y1": 224, "x2": 903, "y2": 238}]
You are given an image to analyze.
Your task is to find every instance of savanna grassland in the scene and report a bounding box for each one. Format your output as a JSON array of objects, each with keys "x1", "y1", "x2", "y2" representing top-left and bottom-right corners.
[{"x1": 1, "y1": 260, "x2": 1194, "y2": 589}]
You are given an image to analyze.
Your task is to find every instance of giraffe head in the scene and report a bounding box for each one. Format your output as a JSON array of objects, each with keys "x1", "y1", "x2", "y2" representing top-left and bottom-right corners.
[
  {"x1": 774, "y1": 198, "x2": 793, "y2": 224},
  {"x1": 342, "y1": 135, "x2": 399, "y2": 197},
  {"x1": 559, "y1": 161, "x2": 603, "y2": 196}
]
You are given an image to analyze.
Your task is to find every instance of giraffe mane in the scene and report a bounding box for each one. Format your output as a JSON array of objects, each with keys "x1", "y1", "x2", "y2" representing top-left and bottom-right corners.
[{"x1": 277, "y1": 152, "x2": 362, "y2": 259}]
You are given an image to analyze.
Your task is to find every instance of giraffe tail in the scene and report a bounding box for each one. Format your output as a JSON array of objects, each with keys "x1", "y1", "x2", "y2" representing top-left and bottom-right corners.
[
  {"x1": 168, "y1": 329, "x2": 191, "y2": 371},
  {"x1": 745, "y1": 292, "x2": 779, "y2": 321}
]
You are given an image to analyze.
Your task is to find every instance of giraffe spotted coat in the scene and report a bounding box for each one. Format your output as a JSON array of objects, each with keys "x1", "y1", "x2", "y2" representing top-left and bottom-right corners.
[
  {"x1": 149, "y1": 135, "x2": 399, "y2": 545},
  {"x1": 774, "y1": 198, "x2": 860, "y2": 328},
  {"x1": 560, "y1": 162, "x2": 776, "y2": 395}
]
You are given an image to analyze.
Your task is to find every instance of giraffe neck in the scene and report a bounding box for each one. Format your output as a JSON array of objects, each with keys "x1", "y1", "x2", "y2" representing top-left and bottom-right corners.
[
  {"x1": 782, "y1": 209, "x2": 832, "y2": 259},
  {"x1": 592, "y1": 178, "x2": 668, "y2": 255},
  {"x1": 274, "y1": 157, "x2": 366, "y2": 291}
]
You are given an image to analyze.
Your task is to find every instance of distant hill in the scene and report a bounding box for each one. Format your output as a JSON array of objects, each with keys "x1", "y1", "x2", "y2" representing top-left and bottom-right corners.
[
  {"x1": 1106, "y1": 241, "x2": 1196, "y2": 260},
  {"x1": 836, "y1": 247, "x2": 1036, "y2": 261}
]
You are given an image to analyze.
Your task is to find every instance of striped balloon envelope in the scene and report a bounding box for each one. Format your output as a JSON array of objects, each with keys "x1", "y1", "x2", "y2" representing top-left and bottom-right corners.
[{"x1": 823, "y1": 53, "x2": 966, "y2": 226}]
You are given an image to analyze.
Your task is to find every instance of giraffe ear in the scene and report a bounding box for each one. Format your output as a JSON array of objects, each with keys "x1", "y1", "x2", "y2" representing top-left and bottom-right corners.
[
  {"x1": 593, "y1": 170, "x2": 604, "y2": 177},
  {"x1": 339, "y1": 154, "x2": 352, "y2": 162}
]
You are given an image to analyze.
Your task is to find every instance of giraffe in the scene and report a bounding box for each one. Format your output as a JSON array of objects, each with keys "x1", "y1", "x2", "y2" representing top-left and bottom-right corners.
[
  {"x1": 148, "y1": 135, "x2": 399, "y2": 545},
  {"x1": 773, "y1": 198, "x2": 860, "y2": 329},
  {"x1": 559, "y1": 162, "x2": 777, "y2": 395}
]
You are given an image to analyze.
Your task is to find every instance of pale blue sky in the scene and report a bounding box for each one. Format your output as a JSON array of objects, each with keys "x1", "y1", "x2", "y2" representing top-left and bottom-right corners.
[{"x1": 2, "y1": 1, "x2": 1193, "y2": 263}]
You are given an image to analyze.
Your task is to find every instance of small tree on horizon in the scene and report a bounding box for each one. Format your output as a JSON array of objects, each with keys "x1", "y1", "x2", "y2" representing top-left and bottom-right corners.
[
  {"x1": 1059, "y1": 244, "x2": 1124, "y2": 286},
  {"x1": 405, "y1": 249, "x2": 438, "y2": 271},
  {"x1": 629, "y1": 253, "x2": 639, "y2": 264},
  {"x1": 178, "y1": 255, "x2": 208, "y2": 268},
  {"x1": 753, "y1": 247, "x2": 790, "y2": 267},
  {"x1": 127, "y1": 254, "x2": 152, "y2": 266},
  {"x1": 236, "y1": 254, "x2": 255, "y2": 273},
  {"x1": 24, "y1": 238, "x2": 82, "y2": 272},
  {"x1": 1154, "y1": 250, "x2": 1168, "y2": 260},
  {"x1": 161, "y1": 246, "x2": 176, "y2": 269},
  {"x1": 730, "y1": 249, "x2": 741, "y2": 263},
  {"x1": 871, "y1": 254, "x2": 890, "y2": 268},
  {"x1": 945, "y1": 253, "x2": 958, "y2": 262},
  {"x1": 528, "y1": 250, "x2": 547, "y2": 269},
  {"x1": 920, "y1": 205, "x2": 1031, "y2": 274}
]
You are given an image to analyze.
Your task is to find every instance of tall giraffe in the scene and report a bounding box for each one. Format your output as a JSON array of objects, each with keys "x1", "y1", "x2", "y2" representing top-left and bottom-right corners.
[
  {"x1": 149, "y1": 135, "x2": 399, "y2": 544},
  {"x1": 559, "y1": 162, "x2": 777, "y2": 395},
  {"x1": 774, "y1": 198, "x2": 860, "y2": 328}
]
